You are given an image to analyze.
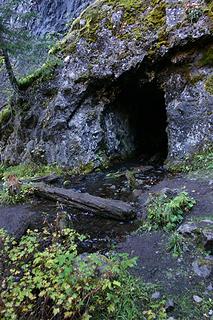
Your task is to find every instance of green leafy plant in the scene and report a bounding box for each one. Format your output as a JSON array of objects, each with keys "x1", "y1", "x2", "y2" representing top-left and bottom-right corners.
[
  {"x1": 146, "y1": 191, "x2": 196, "y2": 231},
  {"x1": 0, "y1": 227, "x2": 167, "y2": 320},
  {"x1": 0, "y1": 184, "x2": 33, "y2": 205},
  {"x1": 168, "y1": 232, "x2": 186, "y2": 257},
  {"x1": 168, "y1": 149, "x2": 213, "y2": 173},
  {"x1": 185, "y1": 2, "x2": 204, "y2": 23}
]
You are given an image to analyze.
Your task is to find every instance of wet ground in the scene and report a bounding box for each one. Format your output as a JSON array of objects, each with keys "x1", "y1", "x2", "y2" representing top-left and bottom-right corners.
[{"x1": 0, "y1": 161, "x2": 213, "y2": 319}]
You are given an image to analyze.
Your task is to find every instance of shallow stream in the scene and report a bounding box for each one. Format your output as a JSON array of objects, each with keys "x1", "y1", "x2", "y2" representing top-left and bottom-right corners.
[{"x1": 29, "y1": 160, "x2": 167, "y2": 251}]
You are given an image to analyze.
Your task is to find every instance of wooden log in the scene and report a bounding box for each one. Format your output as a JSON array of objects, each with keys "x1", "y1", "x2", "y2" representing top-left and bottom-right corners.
[{"x1": 35, "y1": 183, "x2": 136, "y2": 221}]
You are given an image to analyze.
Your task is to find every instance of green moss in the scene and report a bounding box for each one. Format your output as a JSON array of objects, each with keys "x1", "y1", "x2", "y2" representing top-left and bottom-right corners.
[
  {"x1": 183, "y1": 67, "x2": 204, "y2": 85},
  {"x1": 0, "y1": 164, "x2": 64, "y2": 180},
  {"x1": 205, "y1": 75, "x2": 213, "y2": 95},
  {"x1": 168, "y1": 148, "x2": 213, "y2": 173},
  {"x1": 70, "y1": 161, "x2": 96, "y2": 175},
  {"x1": 18, "y1": 58, "x2": 62, "y2": 90},
  {"x1": 55, "y1": 0, "x2": 167, "y2": 56},
  {"x1": 198, "y1": 46, "x2": 213, "y2": 67},
  {"x1": 145, "y1": 1, "x2": 166, "y2": 29},
  {"x1": 0, "y1": 107, "x2": 11, "y2": 126},
  {"x1": 205, "y1": 1, "x2": 213, "y2": 20},
  {"x1": 188, "y1": 74, "x2": 204, "y2": 84}
]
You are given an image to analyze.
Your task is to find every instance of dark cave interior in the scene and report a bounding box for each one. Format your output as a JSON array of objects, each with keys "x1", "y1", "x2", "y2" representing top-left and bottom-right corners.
[{"x1": 115, "y1": 80, "x2": 168, "y2": 162}]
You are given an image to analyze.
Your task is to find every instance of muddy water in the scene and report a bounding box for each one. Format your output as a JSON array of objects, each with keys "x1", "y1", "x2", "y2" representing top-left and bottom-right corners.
[{"x1": 29, "y1": 162, "x2": 167, "y2": 251}]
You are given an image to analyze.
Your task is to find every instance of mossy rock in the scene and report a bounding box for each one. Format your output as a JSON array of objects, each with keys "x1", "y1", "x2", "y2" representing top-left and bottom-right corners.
[
  {"x1": 0, "y1": 107, "x2": 11, "y2": 126},
  {"x1": 205, "y1": 75, "x2": 213, "y2": 95},
  {"x1": 198, "y1": 46, "x2": 213, "y2": 67}
]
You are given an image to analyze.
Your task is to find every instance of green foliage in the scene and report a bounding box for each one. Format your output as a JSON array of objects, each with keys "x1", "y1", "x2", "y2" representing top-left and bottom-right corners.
[
  {"x1": 0, "y1": 0, "x2": 33, "y2": 56},
  {"x1": 198, "y1": 47, "x2": 213, "y2": 67},
  {"x1": 177, "y1": 292, "x2": 213, "y2": 319},
  {"x1": 168, "y1": 149, "x2": 213, "y2": 173},
  {"x1": 185, "y1": 2, "x2": 204, "y2": 23},
  {"x1": 0, "y1": 228, "x2": 167, "y2": 320},
  {"x1": 0, "y1": 163, "x2": 63, "y2": 180},
  {"x1": 168, "y1": 232, "x2": 186, "y2": 257},
  {"x1": 146, "y1": 191, "x2": 196, "y2": 231},
  {"x1": 0, "y1": 184, "x2": 32, "y2": 205}
]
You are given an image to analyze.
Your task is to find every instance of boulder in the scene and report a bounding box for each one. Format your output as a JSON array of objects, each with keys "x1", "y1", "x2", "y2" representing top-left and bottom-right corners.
[
  {"x1": 178, "y1": 219, "x2": 213, "y2": 254},
  {"x1": 192, "y1": 258, "x2": 213, "y2": 278},
  {"x1": 0, "y1": 205, "x2": 37, "y2": 238}
]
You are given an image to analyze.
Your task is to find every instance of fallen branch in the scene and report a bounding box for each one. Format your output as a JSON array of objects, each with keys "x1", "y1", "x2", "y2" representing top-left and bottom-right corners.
[{"x1": 35, "y1": 183, "x2": 136, "y2": 221}]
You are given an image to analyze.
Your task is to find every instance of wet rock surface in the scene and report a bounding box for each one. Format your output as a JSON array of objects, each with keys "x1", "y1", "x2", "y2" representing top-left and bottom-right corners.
[{"x1": 0, "y1": 205, "x2": 37, "y2": 239}]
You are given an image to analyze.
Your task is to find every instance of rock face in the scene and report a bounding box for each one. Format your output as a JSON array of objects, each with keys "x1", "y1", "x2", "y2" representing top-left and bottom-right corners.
[
  {"x1": 27, "y1": 0, "x2": 95, "y2": 35},
  {"x1": 0, "y1": 0, "x2": 94, "y2": 108},
  {"x1": 0, "y1": 0, "x2": 212, "y2": 169}
]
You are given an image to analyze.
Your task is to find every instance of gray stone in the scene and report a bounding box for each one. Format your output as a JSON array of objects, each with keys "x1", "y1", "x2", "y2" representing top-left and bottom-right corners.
[
  {"x1": 202, "y1": 229, "x2": 213, "y2": 254},
  {"x1": 0, "y1": 205, "x2": 37, "y2": 239},
  {"x1": 193, "y1": 295, "x2": 203, "y2": 303},
  {"x1": 151, "y1": 291, "x2": 161, "y2": 300},
  {"x1": 165, "y1": 299, "x2": 175, "y2": 312},
  {"x1": 192, "y1": 260, "x2": 213, "y2": 278},
  {"x1": 178, "y1": 220, "x2": 213, "y2": 253},
  {"x1": 178, "y1": 222, "x2": 198, "y2": 235},
  {"x1": 209, "y1": 310, "x2": 213, "y2": 316},
  {"x1": 207, "y1": 283, "x2": 213, "y2": 291},
  {"x1": 0, "y1": 0, "x2": 94, "y2": 109}
]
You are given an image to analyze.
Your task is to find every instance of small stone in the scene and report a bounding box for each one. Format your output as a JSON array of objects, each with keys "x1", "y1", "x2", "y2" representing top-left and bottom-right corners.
[
  {"x1": 109, "y1": 185, "x2": 116, "y2": 190},
  {"x1": 151, "y1": 291, "x2": 161, "y2": 299},
  {"x1": 193, "y1": 295, "x2": 203, "y2": 303},
  {"x1": 178, "y1": 222, "x2": 197, "y2": 235},
  {"x1": 207, "y1": 283, "x2": 213, "y2": 291},
  {"x1": 132, "y1": 189, "x2": 142, "y2": 198},
  {"x1": 168, "y1": 317, "x2": 176, "y2": 320},
  {"x1": 209, "y1": 310, "x2": 213, "y2": 316},
  {"x1": 165, "y1": 299, "x2": 175, "y2": 312}
]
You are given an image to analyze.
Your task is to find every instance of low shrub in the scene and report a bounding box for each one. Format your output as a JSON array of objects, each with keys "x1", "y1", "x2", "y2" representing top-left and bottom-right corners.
[
  {"x1": 146, "y1": 191, "x2": 196, "y2": 231},
  {"x1": 0, "y1": 184, "x2": 32, "y2": 205},
  {"x1": 168, "y1": 232, "x2": 186, "y2": 257},
  {"x1": 0, "y1": 228, "x2": 167, "y2": 320},
  {"x1": 168, "y1": 149, "x2": 213, "y2": 173}
]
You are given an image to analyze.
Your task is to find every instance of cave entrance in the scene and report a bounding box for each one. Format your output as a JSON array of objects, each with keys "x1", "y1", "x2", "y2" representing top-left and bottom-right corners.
[{"x1": 111, "y1": 80, "x2": 168, "y2": 164}]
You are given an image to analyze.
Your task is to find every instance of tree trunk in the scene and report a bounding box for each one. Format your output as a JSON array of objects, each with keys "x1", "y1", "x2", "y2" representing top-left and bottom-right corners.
[{"x1": 0, "y1": 29, "x2": 20, "y2": 95}]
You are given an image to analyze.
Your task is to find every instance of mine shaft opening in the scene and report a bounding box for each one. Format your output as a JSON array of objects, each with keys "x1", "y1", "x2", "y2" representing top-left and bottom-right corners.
[{"x1": 113, "y1": 80, "x2": 168, "y2": 164}]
